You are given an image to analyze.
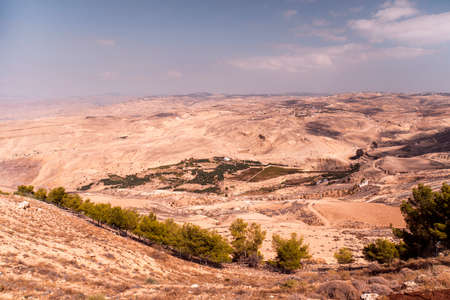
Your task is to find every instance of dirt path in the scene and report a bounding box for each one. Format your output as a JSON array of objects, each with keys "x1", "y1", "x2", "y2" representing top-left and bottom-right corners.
[{"x1": 307, "y1": 200, "x2": 331, "y2": 227}]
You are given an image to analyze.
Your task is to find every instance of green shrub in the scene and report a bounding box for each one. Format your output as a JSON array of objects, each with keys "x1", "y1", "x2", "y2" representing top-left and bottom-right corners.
[
  {"x1": 178, "y1": 223, "x2": 232, "y2": 264},
  {"x1": 271, "y1": 233, "x2": 310, "y2": 273},
  {"x1": 35, "y1": 188, "x2": 47, "y2": 200},
  {"x1": 107, "y1": 206, "x2": 126, "y2": 229},
  {"x1": 15, "y1": 182, "x2": 235, "y2": 266},
  {"x1": 363, "y1": 239, "x2": 399, "y2": 264},
  {"x1": 85, "y1": 203, "x2": 112, "y2": 225},
  {"x1": 134, "y1": 214, "x2": 181, "y2": 246},
  {"x1": 121, "y1": 209, "x2": 139, "y2": 232},
  {"x1": 334, "y1": 247, "x2": 354, "y2": 264},
  {"x1": 15, "y1": 185, "x2": 34, "y2": 196},
  {"x1": 61, "y1": 193, "x2": 83, "y2": 211},
  {"x1": 47, "y1": 187, "x2": 66, "y2": 205},
  {"x1": 229, "y1": 218, "x2": 266, "y2": 266},
  {"x1": 393, "y1": 183, "x2": 449, "y2": 258}
]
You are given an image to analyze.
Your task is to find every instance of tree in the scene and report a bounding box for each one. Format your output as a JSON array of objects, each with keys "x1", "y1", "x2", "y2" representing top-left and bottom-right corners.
[
  {"x1": 393, "y1": 183, "x2": 449, "y2": 257},
  {"x1": 135, "y1": 214, "x2": 180, "y2": 246},
  {"x1": 334, "y1": 247, "x2": 354, "y2": 264},
  {"x1": 79, "y1": 199, "x2": 95, "y2": 216},
  {"x1": 178, "y1": 223, "x2": 232, "y2": 264},
  {"x1": 271, "y1": 233, "x2": 310, "y2": 273},
  {"x1": 363, "y1": 239, "x2": 399, "y2": 264},
  {"x1": 47, "y1": 187, "x2": 66, "y2": 206},
  {"x1": 35, "y1": 188, "x2": 47, "y2": 201},
  {"x1": 229, "y1": 218, "x2": 266, "y2": 266},
  {"x1": 61, "y1": 193, "x2": 83, "y2": 211},
  {"x1": 122, "y1": 209, "x2": 139, "y2": 232},
  {"x1": 86, "y1": 203, "x2": 112, "y2": 226},
  {"x1": 107, "y1": 206, "x2": 126, "y2": 230},
  {"x1": 16, "y1": 185, "x2": 34, "y2": 196}
]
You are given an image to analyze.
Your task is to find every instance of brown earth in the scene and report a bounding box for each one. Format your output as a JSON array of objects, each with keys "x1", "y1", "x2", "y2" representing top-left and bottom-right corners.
[
  {"x1": 389, "y1": 289, "x2": 450, "y2": 300},
  {"x1": 0, "y1": 92, "x2": 449, "y2": 298},
  {"x1": 314, "y1": 201, "x2": 406, "y2": 228},
  {"x1": 1, "y1": 194, "x2": 449, "y2": 299}
]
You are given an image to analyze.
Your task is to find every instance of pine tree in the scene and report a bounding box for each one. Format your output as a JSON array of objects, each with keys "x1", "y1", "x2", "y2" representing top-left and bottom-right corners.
[
  {"x1": 229, "y1": 218, "x2": 266, "y2": 266},
  {"x1": 178, "y1": 223, "x2": 232, "y2": 264},
  {"x1": 47, "y1": 187, "x2": 66, "y2": 206},
  {"x1": 393, "y1": 183, "x2": 449, "y2": 257},
  {"x1": 271, "y1": 233, "x2": 310, "y2": 273},
  {"x1": 363, "y1": 239, "x2": 399, "y2": 264},
  {"x1": 35, "y1": 188, "x2": 47, "y2": 201},
  {"x1": 334, "y1": 247, "x2": 354, "y2": 264}
]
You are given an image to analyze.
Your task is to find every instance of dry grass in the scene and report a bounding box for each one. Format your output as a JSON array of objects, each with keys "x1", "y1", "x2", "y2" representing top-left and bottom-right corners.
[{"x1": 1, "y1": 194, "x2": 449, "y2": 299}]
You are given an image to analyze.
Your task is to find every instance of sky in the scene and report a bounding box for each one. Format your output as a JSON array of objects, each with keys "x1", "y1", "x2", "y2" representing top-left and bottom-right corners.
[{"x1": 1, "y1": 0, "x2": 450, "y2": 99}]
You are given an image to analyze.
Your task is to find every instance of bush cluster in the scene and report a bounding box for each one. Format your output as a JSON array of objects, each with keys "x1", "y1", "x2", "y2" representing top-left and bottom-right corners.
[
  {"x1": 229, "y1": 218, "x2": 266, "y2": 267},
  {"x1": 16, "y1": 185, "x2": 312, "y2": 271},
  {"x1": 393, "y1": 183, "x2": 449, "y2": 258},
  {"x1": 363, "y1": 239, "x2": 399, "y2": 264},
  {"x1": 190, "y1": 163, "x2": 249, "y2": 185},
  {"x1": 270, "y1": 233, "x2": 310, "y2": 273},
  {"x1": 363, "y1": 183, "x2": 449, "y2": 263},
  {"x1": 15, "y1": 185, "x2": 35, "y2": 196},
  {"x1": 16, "y1": 185, "x2": 232, "y2": 265},
  {"x1": 334, "y1": 247, "x2": 354, "y2": 264}
]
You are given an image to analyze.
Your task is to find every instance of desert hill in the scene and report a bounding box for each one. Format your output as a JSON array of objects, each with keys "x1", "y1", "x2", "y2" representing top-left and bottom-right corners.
[
  {"x1": 0, "y1": 92, "x2": 448, "y2": 265},
  {"x1": 0, "y1": 93, "x2": 448, "y2": 196},
  {"x1": 0, "y1": 194, "x2": 295, "y2": 299},
  {"x1": 1, "y1": 194, "x2": 449, "y2": 299}
]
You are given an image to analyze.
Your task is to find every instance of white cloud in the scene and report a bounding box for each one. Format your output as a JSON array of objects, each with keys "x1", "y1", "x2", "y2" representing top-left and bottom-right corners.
[
  {"x1": 374, "y1": 46, "x2": 432, "y2": 59},
  {"x1": 283, "y1": 10, "x2": 298, "y2": 19},
  {"x1": 230, "y1": 44, "x2": 431, "y2": 73},
  {"x1": 350, "y1": 1, "x2": 450, "y2": 45},
  {"x1": 376, "y1": 0, "x2": 419, "y2": 21},
  {"x1": 166, "y1": 70, "x2": 183, "y2": 79},
  {"x1": 96, "y1": 39, "x2": 116, "y2": 46},
  {"x1": 295, "y1": 25, "x2": 347, "y2": 42}
]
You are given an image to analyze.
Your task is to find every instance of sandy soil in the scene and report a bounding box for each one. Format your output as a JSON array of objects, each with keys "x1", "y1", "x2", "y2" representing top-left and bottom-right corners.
[
  {"x1": 82, "y1": 191, "x2": 402, "y2": 263},
  {"x1": 0, "y1": 195, "x2": 298, "y2": 299},
  {"x1": 0, "y1": 92, "x2": 448, "y2": 276},
  {"x1": 1, "y1": 93, "x2": 447, "y2": 192},
  {"x1": 314, "y1": 201, "x2": 405, "y2": 228},
  {"x1": 1, "y1": 194, "x2": 449, "y2": 299}
]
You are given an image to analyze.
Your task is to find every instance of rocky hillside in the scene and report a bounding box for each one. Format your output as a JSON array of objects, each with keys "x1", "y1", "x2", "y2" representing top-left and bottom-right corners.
[{"x1": 1, "y1": 194, "x2": 449, "y2": 299}]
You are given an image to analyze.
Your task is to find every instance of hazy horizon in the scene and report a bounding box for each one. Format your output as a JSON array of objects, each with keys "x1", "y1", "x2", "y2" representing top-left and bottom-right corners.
[{"x1": 1, "y1": 0, "x2": 450, "y2": 100}]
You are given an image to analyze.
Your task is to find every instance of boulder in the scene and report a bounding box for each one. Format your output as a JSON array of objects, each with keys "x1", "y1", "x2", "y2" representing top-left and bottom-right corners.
[
  {"x1": 402, "y1": 281, "x2": 417, "y2": 290},
  {"x1": 360, "y1": 293, "x2": 379, "y2": 300},
  {"x1": 17, "y1": 201, "x2": 30, "y2": 209}
]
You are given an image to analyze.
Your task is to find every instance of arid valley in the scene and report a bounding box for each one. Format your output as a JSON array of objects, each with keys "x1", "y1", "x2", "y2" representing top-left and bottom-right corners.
[{"x1": 1, "y1": 93, "x2": 449, "y2": 299}]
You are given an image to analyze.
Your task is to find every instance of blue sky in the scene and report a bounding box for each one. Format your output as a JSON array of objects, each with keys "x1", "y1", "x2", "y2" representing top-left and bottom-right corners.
[{"x1": 1, "y1": 0, "x2": 450, "y2": 99}]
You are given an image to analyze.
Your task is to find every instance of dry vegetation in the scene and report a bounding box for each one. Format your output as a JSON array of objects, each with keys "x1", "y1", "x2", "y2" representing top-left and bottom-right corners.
[{"x1": 1, "y1": 194, "x2": 449, "y2": 299}]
